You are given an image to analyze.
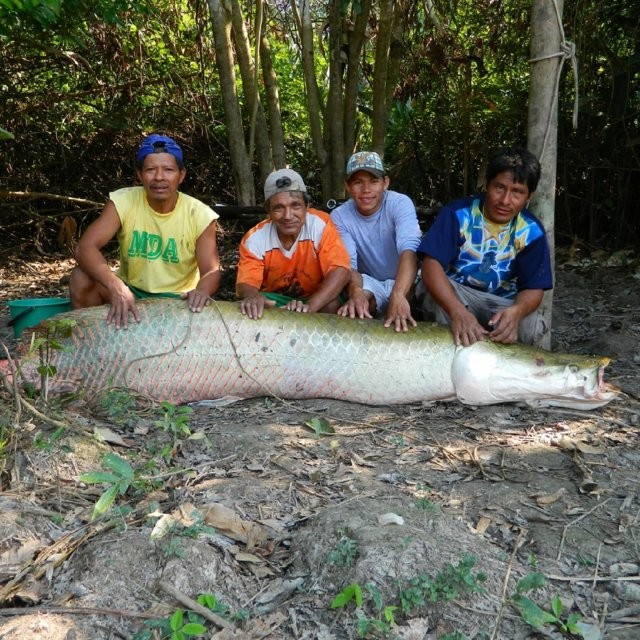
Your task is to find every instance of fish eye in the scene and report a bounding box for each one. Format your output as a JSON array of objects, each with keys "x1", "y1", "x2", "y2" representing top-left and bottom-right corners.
[{"x1": 569, "y1": 365, "x2": 579, "y2": 373}]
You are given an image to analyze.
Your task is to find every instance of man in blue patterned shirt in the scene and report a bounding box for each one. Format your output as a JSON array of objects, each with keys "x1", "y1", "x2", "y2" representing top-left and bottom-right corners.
[{"x1": 417, "y1": 146, "x2": 552, "y2": 347}]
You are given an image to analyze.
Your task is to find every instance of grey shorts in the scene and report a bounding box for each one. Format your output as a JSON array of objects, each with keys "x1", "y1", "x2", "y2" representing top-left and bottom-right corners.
[
  {"x1": 361, "y1": 275, "x2": 396, "y2": 315},
  {"x1": 416, "y1": 279, "x2": 548, "y2": 347}
]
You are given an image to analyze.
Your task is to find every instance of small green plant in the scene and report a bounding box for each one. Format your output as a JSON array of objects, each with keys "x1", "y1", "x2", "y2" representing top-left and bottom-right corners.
[
  {"x1": 329, "y1": 556, "x2": 486, "y2": 639},
  {"x1": 159, "y1": 511, "x2": 216, "y2": 558},
  {"x1": 357, "y1": 583, "x2": 398, "y2": 638},
  {"x1": 390, "y1": 435, "x2": 405, "y2": 447},
  {"x1": 576, "y1": 553, "x2": 595, "y2": 567},
  {"x1": 137, "y1": 608, "x2": 206, "y2": 639},
  {"x1": 78, "y1": 452, "x2": 136, "y2": 520},
  {"x1": 133, "y1": 593, "x2": 245, "y2": 640},
  {"x1": 166, "y1": 609, "x2": 206, "y2": 639},
  {"x1": 512, "y1": 572, "x2": 583, "y2": 637},
  {"x1": 98, "y1": 388, "x2": 139, "y2": 428},
  {"x1": 155, "y1": 401, "x2": 193, "y2": 438},
  {"x1": 331, "y1": 582, "x2": 397, "y2": 639},
  {"x1": 398, "y1": 554, "x2": 487, "y2": 614},
  {"x1": 26, "y1": 318, "x2": 76, "y2": 402},
  {"x1": 328, "y1": 531, "x2": 359, "y2": 567},
  {"x1": 303, "y1": 416, "x2": 335, "y2": 436},
  {"x1": 331, "y1": 581, "x2": 363, "y2": 609},
  {"x1": 146, "y1": 439, "x2": 175, "y2": 464},
  {"x1": 416, "y1": 496, "x2": 437, "y2": 512},
  {"x1": 196, "y1": 594, "x2": 248, "y2": 623},
  {"x1": 181, "y1": 511, "x2": 216, "y2": 539},
  {"x1": 34, "y1": 425, "x2": 69, "y2": 453},
  {"x1": 414, "y1": 485, "x2": 438, "y2": 512}
]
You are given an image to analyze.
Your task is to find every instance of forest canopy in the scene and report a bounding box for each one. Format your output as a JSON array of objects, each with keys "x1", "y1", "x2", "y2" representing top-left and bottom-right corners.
[{"x1": 0, "y1": 0, "x2": 638, "y2": 250}]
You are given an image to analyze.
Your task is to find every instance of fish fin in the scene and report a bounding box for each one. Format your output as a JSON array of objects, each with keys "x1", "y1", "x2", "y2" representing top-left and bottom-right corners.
[{"x1": 188, "y1": 396, "x2": 244, "y2": 408}]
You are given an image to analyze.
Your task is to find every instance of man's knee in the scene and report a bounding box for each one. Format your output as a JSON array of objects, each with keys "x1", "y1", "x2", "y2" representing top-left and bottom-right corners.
[
  {"x1": 519, "y1": 311, "x2": 548, "y2": 347},
  {"x1": 69, "y1": 267, "x2": 108, "y2": 309}
]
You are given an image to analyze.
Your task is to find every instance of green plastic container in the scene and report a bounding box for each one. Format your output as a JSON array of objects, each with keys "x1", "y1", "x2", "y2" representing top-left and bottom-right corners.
[{"x1": 7, "y1": 297, "x2": 72, "y2": 338}]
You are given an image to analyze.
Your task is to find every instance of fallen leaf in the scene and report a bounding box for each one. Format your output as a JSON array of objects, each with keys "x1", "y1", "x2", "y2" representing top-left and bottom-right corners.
[
  {"x1": 557, "y1": 436, "x2": 576, "y2": 451},
  {"x1": 93, "y1": 426, "x2": 127, "y2": 446},
  {"x1": 474, "y1": 516, "x2": 492, "y2": 534},
  {"x1": 302, "y1": 417, "x2": 335, "y2": 436},
  {"x1": 350, "y1": 452, "x2": 374, "y2": 467},
  {"x1": 575, "y1": 441, "x2": 605, "y2": 455},
  {"x1": 248, "y1": 564, "x2": 276, "y2": 578},
  {"x1": 203, "y1": 503, "x2": 268, "y2": 550},
  {"x1": 174, "y1": 502, "x2": 199, "y2": 526},
  {"x1": 0, "y1": 539, "x2": 45, "y2": 581},
  {"x1": 150, "y1": 514, "x2": 176, "y2": 541},
  {"x1": 235, "y1": 552, "x2": 264, "y2": 564},
  {"x1": 535, "y1": 487, "x2": 566, "y2": 506}
]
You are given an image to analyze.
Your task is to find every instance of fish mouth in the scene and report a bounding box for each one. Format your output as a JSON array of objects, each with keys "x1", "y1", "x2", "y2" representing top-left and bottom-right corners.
[
  {"x1": 590, "y1": 367, "x2": 618, "y2": 404},
  {"x1": 582, "y1": 362, "x2": 616, "y2": 400},
  {"x1": 533, "y1": 362, "x2": 618, "y2": 409}
]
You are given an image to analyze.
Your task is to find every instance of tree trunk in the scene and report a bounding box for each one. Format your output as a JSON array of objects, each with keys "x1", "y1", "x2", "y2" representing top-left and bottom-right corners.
[
  {"x1": 207, "y1": 0, "x2": 255, "y2": 205},
  {"x1": 292, "y1": 0, "x2": 329, "y2": 196},
  {"x1": 260, "y1": 32, "x2": 286, "y2": 170},
  {"x1": 343, "y1": 0, "x2": 374, "y2": 164},
  {"x1": 527, "y1": 0, "x2": 563, "y2": 348},
  {"x1": 229, "y1": 0, "x2": 273, "y2": 185},
  {"x1": 325, "y1": 0, "x2": 345, "y2": 198},
  {"x1": 371, "y1": 0, "x2": 394, "y2": 155}
]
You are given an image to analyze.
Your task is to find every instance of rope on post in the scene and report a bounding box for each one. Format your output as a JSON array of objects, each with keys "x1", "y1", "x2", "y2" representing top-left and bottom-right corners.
[{"x1": 529, "y1": 0, "x2": 578, "y2": 160}]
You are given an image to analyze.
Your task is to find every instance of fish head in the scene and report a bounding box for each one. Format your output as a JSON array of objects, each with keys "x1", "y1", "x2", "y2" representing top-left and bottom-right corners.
[{"x1": 451, "y1": 340, "x2": 617, "y2": 409}]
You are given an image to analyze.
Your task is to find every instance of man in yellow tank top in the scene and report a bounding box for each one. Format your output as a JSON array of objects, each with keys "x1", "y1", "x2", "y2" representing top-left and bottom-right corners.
[{"x1": 69, "y1": 134, "x2": 221, "y2": 329}]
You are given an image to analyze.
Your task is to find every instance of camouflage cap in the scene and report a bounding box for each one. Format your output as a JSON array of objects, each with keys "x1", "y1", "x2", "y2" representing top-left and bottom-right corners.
[{"x1": 346, "y1": 151, "x2": 385, "y2": 179}]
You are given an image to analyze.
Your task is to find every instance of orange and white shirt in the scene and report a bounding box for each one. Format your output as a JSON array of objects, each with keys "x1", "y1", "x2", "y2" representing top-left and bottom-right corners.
[{"x1": 236, "y1": 208, "x2": 350, "y2": 299}]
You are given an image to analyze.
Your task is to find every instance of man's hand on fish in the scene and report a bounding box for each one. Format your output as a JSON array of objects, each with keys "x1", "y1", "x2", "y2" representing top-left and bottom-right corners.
[
  {"x1": 488, "y1": 307, "x2": 520, "y2": 344},
  {"x1": 337, "y1": 290, "x2": 373, "y2": 320},
  {"x1": 450, "y1": 308, "x2": 488, "y2": 347},
  {"x1": 182, "y1": 289, "x2": 211, "y2": 313},
  {"x1": 283, "y1": 299, "x2": 310, "y2": 313},
  {"x1": 106, "y1": 284, "x2": 140, "y2": 330},
  {"x1": 383, "y1": 292, "x2": 417, "y2": 333},
  {"x1": 239, "y1": 293, "x2": 276, "y2": 320}
]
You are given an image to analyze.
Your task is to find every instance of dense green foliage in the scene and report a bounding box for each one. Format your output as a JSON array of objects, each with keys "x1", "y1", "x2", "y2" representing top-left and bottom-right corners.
[
  {"x1": 0, "y1": 0, "x2": 638, "y2": 249},
  {"x1": 0, "y1": 0, "x2": 230, "y2": 202}
]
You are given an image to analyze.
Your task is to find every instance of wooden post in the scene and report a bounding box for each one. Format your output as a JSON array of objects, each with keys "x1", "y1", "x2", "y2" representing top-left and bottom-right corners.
[{"x1": 527, "y1": 0, "x2": 565, "y2": 349}]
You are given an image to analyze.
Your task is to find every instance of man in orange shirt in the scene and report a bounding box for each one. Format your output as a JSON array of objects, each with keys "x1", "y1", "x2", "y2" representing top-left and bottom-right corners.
[{"x1": 236, "y1": 169, "x2": 351, "y2": 319}]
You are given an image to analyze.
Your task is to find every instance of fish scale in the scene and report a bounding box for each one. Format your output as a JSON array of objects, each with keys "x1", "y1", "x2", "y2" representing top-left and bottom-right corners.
[{"x1": 20, "y1": 298, "x2": 615, "y2": 409}]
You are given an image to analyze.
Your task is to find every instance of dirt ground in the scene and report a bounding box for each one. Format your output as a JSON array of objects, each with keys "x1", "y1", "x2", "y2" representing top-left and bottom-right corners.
[{"x1": 0, "y1": 245, "x2": 639, "y2": 640}]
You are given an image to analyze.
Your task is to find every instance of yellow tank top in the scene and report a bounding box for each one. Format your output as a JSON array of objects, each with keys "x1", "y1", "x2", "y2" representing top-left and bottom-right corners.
[{"x1": 113, "y1": 187, "x2": 218, "y2": 293}]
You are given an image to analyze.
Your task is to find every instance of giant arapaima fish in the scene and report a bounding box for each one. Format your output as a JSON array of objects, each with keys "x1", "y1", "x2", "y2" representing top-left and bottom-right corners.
[{"x1": 18, "y1": 299, "x2": 615, "y2": 410}]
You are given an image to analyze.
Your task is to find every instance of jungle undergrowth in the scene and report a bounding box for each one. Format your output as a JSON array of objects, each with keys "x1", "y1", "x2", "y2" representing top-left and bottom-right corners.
[
  {"x1": 330, "y1": 554, "x2": 487, "y2": 638},
  {"x1": 132, "y1": 593, "x2": 249, "y2": 640}
]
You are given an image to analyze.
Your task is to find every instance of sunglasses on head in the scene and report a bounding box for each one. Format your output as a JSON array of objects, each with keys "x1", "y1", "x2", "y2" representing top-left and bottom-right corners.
[{"x1": 275, "y1": 176, "x2": 292, "y2": 188}]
